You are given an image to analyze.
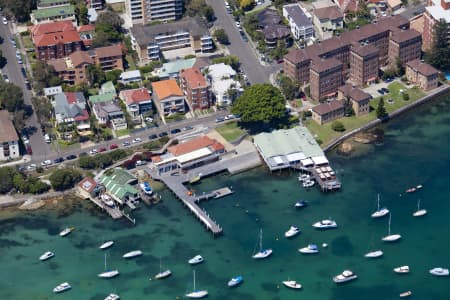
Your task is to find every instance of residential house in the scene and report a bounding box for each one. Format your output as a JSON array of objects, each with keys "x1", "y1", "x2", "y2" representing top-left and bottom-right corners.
[
  {"x1": 313, "y1": 5, "x2": 344, "y2": 39},
  {"x1": 78, "y1": 24, "x2": 95, "y2": 48},
  {"x1": 86, "y1": 0, "x2": 104, "y2": 10},
  {"x1": 423, "y1": 0, "x2": 450, "y2": 50},
  {"x1": 283, "y1": 4, "x2": 314, "y2": 42},
  {"x1": 90, "y1": 44, "x2": 124, "y2": 72},
  {"x1": 387, "y1": 0, "x2": 402, "y2": 12},
  {"x1": 388, "y1": 29, "x2": 422, "y2": 65},
  {"x1": 206, "y1": 63, "x2": 242, "y2": 106},
  {"x1": 310, "y1": 58, "x2": 343, "y2": 101},
  {"x1": 129, "y1": 18, "x2": 213, "y2": 63},
  {"x1": 311, "y1": 100, "x2": 345, "y2": 124},
  {"x1": 151, "y1": 79, "x2": 185, "y2": 115},
  {"x1": 52, "y1": 92, "x2": 90, "y2": 134},
  {"x1": 155, "y1": 58, "x2": 196, "y2": 79},
  {"x1": 335, "y1": 0, "x2": 360, "y2": 12},
  {"x1": 151, "y1": 135, "x2": 225, "y2": 174},
  {"x1": 119, "y1": 87, "x2": 152, "y2": 122},
  {"x1": 262, "y1": 25, "x2": 292, "y2": 49},
  {"x1": 125, "y1": 0, "x2": 183, "y2": 25},
  {"x1": 47, "y1": 50, "x2": 94, "y2": 85},
  {"x1": 0, "y1": 110, "x2": 20, "y2": 161},
  {"x1": 338, "y1": 84, "x2": 372, "y2": 116},
  {"x1": 31, "y1": 21, "x2": 82, "y2": 61},
  {"x1": 350, "y1": 43, "x2": 379, "y2": 86},
  {"x1": 37, "y1": 0, "x2": 70, "y2": 9},
  {"x1": 257, "y1": 9, "x2": 283, "y2": 29},
  {"x1": 31, "y1": 5, "x2": 76, "y2": 25},
  {"x1": 43, "y1": 85, "x2": 63, "y2": 102},
  {"x1": 76, "y1": 177, "x2": 99, "y2": 199},
  {"x1": 119, "y1": 70, "x2": 142, "y2": 84},
  {"x1": 92, "y1": 101, "x2": 127, "y2": 130},
  {"x1": 405, "y1": 59, "x2": 439, "y2": 91},
  {"x1": 100, "y1": 81, "x2": 117, "y2": 95},
  {"x1": 179, "y1": 67, "x2": 211, "y2": 110},
  {"x1": 99, "y1": 168, "x2": 139, "y2": 205}
]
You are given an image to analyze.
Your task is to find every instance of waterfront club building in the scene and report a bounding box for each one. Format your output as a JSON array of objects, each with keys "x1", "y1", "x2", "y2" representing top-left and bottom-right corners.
[{"x1": 253, "y1": 126, "x2": 328, "y2": 171}]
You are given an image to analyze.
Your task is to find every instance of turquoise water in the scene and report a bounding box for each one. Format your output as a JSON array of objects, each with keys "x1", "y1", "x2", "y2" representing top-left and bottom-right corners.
[{"x1": 1, "y1": 94, "x2": 450, "y2": 299}]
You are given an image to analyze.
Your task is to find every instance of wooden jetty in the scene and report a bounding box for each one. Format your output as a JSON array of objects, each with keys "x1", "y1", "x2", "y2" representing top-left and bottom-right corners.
[
  {"x1": 88, "y1": 196, "x2": 123, "y2": 220},
  {"x1": 194, "y1": 187, "x2": 234, "y2": 203}
]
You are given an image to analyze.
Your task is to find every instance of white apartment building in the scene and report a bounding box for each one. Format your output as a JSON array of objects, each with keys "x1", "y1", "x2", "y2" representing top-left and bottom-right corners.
[
  {"x1": 283, "y1": 3, "x2": 314, "y2": 42},
  {"x1": 125, "y1": 0, "x2": 183, "y2": 25}
]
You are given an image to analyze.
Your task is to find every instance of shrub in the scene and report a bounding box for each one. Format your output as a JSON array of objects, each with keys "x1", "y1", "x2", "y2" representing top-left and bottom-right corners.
[
  {"x1": 49, "y1": 169, "x2": 82, "y2": 191},
  {"x1": 331, "y1": 121, "x2": 346, "y2": 132},
  {"x1": 402, "y1": 92, "x2": 410, "y2": 101}
]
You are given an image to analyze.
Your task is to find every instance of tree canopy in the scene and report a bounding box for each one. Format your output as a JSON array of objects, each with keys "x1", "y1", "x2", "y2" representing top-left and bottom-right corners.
[
  {"x1": 49, "y1": 169, "x2": 82, "y2": 191},
  {"x1": 231, "y1": 84, "x2": 286, "y2": 128},
  {"x1": 32, "y1": 60, "x2": 61, "y2": 92},
  {"x1": 0, "y1": 0, "x2": 37, "y2": 22},
  {"x1": 211, "y1": 55, "x2": 240, "y2": 71},
  {"x1": 0, "y1": 81, "x2": 24, "y2": 112},
  {"x1": 278, "y1": 74, "x2": 298, "y2": 100},
  {"x1": 92, "y1": 11, "x2": 124, "y2": 47},
  {"x1": 214, "y1": 29, "x2": 229, "y2": 45},
  {"x1": 425, "y1": 19, "x2": 450, "y2": 71},
  {"x1": 185, "y1": 0, "x2": 215, "y2": 22},
  {"x1": 376, "y1": 97, "x2": 388, "y2": 119}
]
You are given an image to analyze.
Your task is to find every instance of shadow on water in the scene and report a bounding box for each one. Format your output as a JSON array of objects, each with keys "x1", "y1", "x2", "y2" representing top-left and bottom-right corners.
[
  {"x1": 330, "y1": 284, "x2": 397, "y2": 300},
  {"x1": 331, "y1": 235, "x2": 354, "y2": 257}
]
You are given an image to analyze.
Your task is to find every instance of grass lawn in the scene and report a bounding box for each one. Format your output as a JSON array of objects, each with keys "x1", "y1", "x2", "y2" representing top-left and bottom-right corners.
[
  {"x1": 55, "y1": 141, "x2": 80, "y2": 151},
  {"x1": 116, "y1": 129, "x2": 131, "y2": 137},
  {"x1": 125, "y1": 54, "x2": 137, "y2": 70},
  {"x1": 21, "y1": 35, "x2": 34, "y2": 49},
  {"x1": 215, "y1": 121, "x2": 247, "y2": 142},
  {"x1": 305, "y1": 82, "x2": 426, "y2": 147}
]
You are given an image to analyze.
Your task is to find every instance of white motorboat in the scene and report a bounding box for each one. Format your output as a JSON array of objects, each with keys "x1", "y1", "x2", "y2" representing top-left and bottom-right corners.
[
  {"x1": 105, "y1": 294, "x2": 120, "y2": 300},
  {"x1": 227, "y1": 275, "x2": 243, "y2": 287},
  {"x1": 99, "y1": 240, "x2": 114, "y2": 250},
  {"x1": 53, "y1": 282, "x2": 71, "y2": 293},
  {"x1": 400, "y1": 291, "x2": 412, "y2": 298},
  {"x1": 59, "y1": 227, "x2": 75, "y2": 237},
  {"x1": 39, "y1": 251, "x2": 54, "y2": 261},
  {"x1": 252, "y1": 229, "x2": 272, "y2": 259},
  {"x1": 303, "y1": 180, "x2": 315, "y2": 188},
  {"x1": 382, "y1": 213, "x2": 402, "y2": 242},
  {"x1": 98, "y1": 253, "x2": 119, "y2": 278},
  {"x1": 312, "y1": 219, "x2": 337, "y2": 229},
  {"x1": 393, "y1": 266, "x2": 410, "y2": 274},
  {"x1": 122, "y1": 250, "x2": 143, "y2": 259},
  {"x1": 294, "y1": 200, "x2": 307, "y2": 208},
  {"x1": 333, "y1": 270, "x2": 358, "y2": 283},
  {"x1": 285, "y1": 225, "x2": 301, "y2": 238},
  {"x1": 413, "y1": 199, "x2": 427, "y2": 217},
  {"x1": 154, "y1": 258, "x2": 172, "y2": 279},
  {"x1": 298, "y1": 174, "x2": 310, "y2": 182},
  {"x1": 188, "y1": 255, "x2": 204, "y2": 265},
  {"x1": 429, "y1": 267, "x2": 449, "y2": 276},
  {"x1": 101, "y1": 194, "x2": 115, "y2": 207},
  {"x1": 185, "y1": 270, "x2": 208, "y2": 298},
  {"x1": 282, "y1": 280, "x2": 302, "y2": 289},
  {"x1": 371, "y1": 194, "x2": 390, "y2": 218},
  {"x1": 365, "y1": 250, "x2": 383, "y2": 258},
  {"x1": 299, "y1": 244, "x2": 319, "y2": 254}
]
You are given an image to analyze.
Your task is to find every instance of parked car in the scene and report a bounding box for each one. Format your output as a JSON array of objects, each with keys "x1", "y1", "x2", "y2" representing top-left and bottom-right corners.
[
  {"x1": 3, "y1": 74, "x2": 9, "y2": 83},
  {"x1": 381, "y1": 87, "x2": 389, "y2": 93},
  {"x1": 158, "y1": 132, "x2": 168, "y2": 138},
  {"x1": 182, "y1": 126, "x2": 193, "y2": 131},
  {"x1": 377, "y1": 89, "x2": 385, "y2": 95},
  {"x1": 79, "y1": 152, "x2": 88, "y2": 156},
  {"x1": 122, "y1": 141, "x2": 130, "y2": 146},
  {"x1": 148, "y1": 134, "x2": 158, "y2": 140},
  {"x1": 89, "y1": 149, "x2": 98, "y2": 155},
  {"x1": 109, "y1": 144, "x2": 118, "y2": 150},
  {"x1": 41, "y1": 160, "x2": 52, "y2": 166},
  {"x1": 145, "y1": 117, "x2": 153, "y2": 122},
  {"x1": 135, "y1": 160, "x2": 146, "y2": 166},
  {"x1": 170, "y1": 128, "x2": 181, "y2": 134},
  {"x1": 26, "y1": 145, "x2": 32, "y2": 155},
  {"x1": 54, "y1": 157, "x2": 64, "y2": 163},
  {"x1": 66, "y1": 154, "x2": 77, "y2": 160},
  {"x1": 384, "y1": 78, "x2": 394, "y2": 83},
  {"x1": 132, "y1": 138, "x2": 142, "y2": 143},
  {"x1": 2, "y1": 17, "x2": 7, "y2": 25},
  {"x1": 215, "y1": 117, "x2": 225, "y2": 123},
  {"x1": 27, "y1": 164, "x2": 37, "y2": 170}
]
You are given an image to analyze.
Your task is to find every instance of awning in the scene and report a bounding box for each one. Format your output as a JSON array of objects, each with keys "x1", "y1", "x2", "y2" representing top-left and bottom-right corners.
[
  {"x1": 312, "y1": 156, "x2": 329, "y2": 166},
  {"x1": 273, "y1": 156, "x2": 284, "y2": 164},
  {"x1": 286, "y1": 152, "x2": 306, "y2": 162},
  {"x1": 300, "y1": 158, "x2": 314, "y2": 166}
]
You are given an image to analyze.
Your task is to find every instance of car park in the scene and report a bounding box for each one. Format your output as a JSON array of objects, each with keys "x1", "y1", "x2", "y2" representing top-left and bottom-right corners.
[
  {"x1": 54, "y1": 157, "x2": 64, "y2": 164},
  {"x1": 148, "y1": 134, "x2": 158, "y2": 140},
  {"x1": 109, "y1": 144, "x2": 118, "y2": 150},
  {"x1": 66, "y1": 154, "x2": 77, "y2": 160},
  {"x1": 170, "y1": 128, "x2": 181, "y2": 134},
  {"x1": 158, "y1": 132, "x2": 168, "y2": 138}
]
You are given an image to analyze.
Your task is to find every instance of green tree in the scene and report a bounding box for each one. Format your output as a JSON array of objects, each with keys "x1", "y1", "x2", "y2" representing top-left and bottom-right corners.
[
  {"x1": 87, "y1": 64, "x2": 106, "y2": 86},
  {"x1": 376, "y1": 97, "x2": 388, "y2": 119},
  {"x1": 278, "y1": 75, "x2": 298, "y2": 100},
  {"x1": 28, "y1": 178, "x2": 50, "y2": 194},
  {"x1": 239, "y1": 0, "x2": 254, "y2": 10},
  {"x1": 331, "y1": 121, "x2": 346, "y2": 132},
  {"x1": 0, "y1": 166, "x2": 17, "y2": 194},
  {"x1": 214, "y1": 29, "x2": 229, "y2": 45},
  {"x1": 270, "y1": 40, "x2": 288, "y2": 60},
  {"x1": 0, "y1": 49, "x2": 6, "y2": 68},
  {"x1": 32, "y1": 60, "x2": 61, "y2": 92},
  {"x1": 425, "y1": 19, "x2": 450, "y2": 71},
  {"x1": 105, "y1": 69, "x2": 122, "y2": 83},
  {"x1": 0, "y1": 0, "x2": 36, "y2": 22},
  {"x1": 402, "y1": 92, "x2": 410, "y2": 101},
  {"x1": 49, "y1": 169, "x2": 82, "y2": 191},
  {"x1": 0, "y1": 81, "x2": 24, "y2": 112},
  {"x1": 185, "y1": 0, "x2": 215, "y2": 21},
  {"x1": 212, "y1": 55, "x2": 240, "y2": 71},
  {"x1": 92, "y1": 11, "x2": 124, "y2": 47},
  {"x1": 231, "y1": 84, "x2": 286, "y2": 127},
  {"x1": 78, "y1": 154, "x2": 97, "y2": 169}
]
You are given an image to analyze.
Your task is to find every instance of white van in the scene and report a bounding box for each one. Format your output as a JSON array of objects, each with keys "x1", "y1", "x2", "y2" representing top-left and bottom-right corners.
[{"x1": 44, "y1": 134, "x2": 51, "y2": 143}]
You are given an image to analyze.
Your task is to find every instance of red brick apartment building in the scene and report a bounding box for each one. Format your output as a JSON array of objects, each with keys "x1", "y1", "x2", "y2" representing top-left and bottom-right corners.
[
  {"x1": 423, "y1": 0, "x2": 450, "y2": 50},
  {"x1": 31, "y1": 20, "x2": 82, "y2": 61},
  {"x1": 350, "y1": 43, "x2": 379, "y2": 86},
  {"x1": 310, "y1": 58, "x2": 343, "y2": 101},
  {"x1": 388, "y1": 29, "x2": 422, "y2": 64},
  {"x1": 179, "y1": 67, "x2": 211, "y2": 110}
]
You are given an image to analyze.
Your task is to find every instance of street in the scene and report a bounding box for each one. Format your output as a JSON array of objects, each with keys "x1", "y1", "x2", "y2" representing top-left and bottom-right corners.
[
  {"x1": 207, "y1": 0, "x2": 280, "y2": 84},
  {"x1": 0, "y1": 19, "x2": 52, "y2": 159}
]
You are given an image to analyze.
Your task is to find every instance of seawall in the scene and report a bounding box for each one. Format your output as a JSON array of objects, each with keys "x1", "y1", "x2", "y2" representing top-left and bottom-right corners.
[{"x1": 323, "y1": 84, "x2": 450, "y2": 153}]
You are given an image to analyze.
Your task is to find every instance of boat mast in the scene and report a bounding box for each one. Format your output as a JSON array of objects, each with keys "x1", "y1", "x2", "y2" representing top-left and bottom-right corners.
[
  {"x1": 193, "y1": 270, "x2": 196, "y2": 291},
  {"x1": 377, "y1": 194, "x2": 380, "y2": 211},
  {"x1": 417, "y1": 199, "x2": 421, "y2": 211},
  {"x1": 104, "y1": 253, "x2": 107, "y2": 271},
  {"x1": 259, "y1": 229, "x2": 263, "y2": 252},
  {"x1": 387, "y1": 213, "x2": 391, "y2": 235}
]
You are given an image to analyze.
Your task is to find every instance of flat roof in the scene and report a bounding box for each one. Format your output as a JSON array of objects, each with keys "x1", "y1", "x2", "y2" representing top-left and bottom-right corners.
[
  {"x1": 253, "y1": 126, "x2": 324, "y2": 159},
  {"x1": 177, "y1": 147, "x2": 213, "y2": 164},
  {"x1": 32, "y1": 5, "x2": 75, "y2": 19},
  {"x1": 426, "y1": 0, "x2": 450, "y2": 22}
]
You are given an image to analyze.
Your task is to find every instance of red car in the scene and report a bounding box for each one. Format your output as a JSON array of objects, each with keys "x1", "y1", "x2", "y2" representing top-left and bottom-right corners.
[
  {"x1": 110, "y1": 144, "x2": 118, "y2": 150},
  {"x1": 26, "y1": 145, "x2": 33, "y2": 155},
  {"x1": 98, "y1": 147, "x2": 107, "y2": 152}
]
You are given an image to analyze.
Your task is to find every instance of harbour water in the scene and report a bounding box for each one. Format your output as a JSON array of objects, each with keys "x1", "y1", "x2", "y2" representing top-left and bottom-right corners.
[{"x1": 1, "y1": 95, "x2": 450, "y2": 299}]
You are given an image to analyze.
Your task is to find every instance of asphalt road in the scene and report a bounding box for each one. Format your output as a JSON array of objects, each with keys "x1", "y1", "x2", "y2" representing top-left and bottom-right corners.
[
  {"x1": 400, "y1": 3, "x2": 426, "y2": 20},
  {"x1": 207, "y1": 0, "x2": 280, "y2": 84},
  {"x1": 0, "y1": 20, "x2": 52, "y2": 158}
]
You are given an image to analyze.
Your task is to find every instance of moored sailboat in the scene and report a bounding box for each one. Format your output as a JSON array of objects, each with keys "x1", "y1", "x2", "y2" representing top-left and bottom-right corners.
[
  {"x1": 185, "y1": 270, "x2": 208, "y2": 298},
  {"x1": 252, "y1": 229, "x2": 272, "y2": 259}
]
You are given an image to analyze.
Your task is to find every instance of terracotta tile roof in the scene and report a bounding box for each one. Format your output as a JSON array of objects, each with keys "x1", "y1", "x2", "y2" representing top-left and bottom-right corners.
[
  {"x1": 180, "y1": 67, "x2": 208, "y2": 89},
  {"x1": 31, "y1": 20, "x2": 74, "y2": 37},
  {"x1": 95, "y1": 44, "x2": 123, "y2": 58},
  {"x1": 152, "y1": 79, "x2": 183, "y2": 100},
  {"x1": 64, "y1": 92, "x2": 85, "y2": 104},
  {"x1": 120, "y1": 88, "x2": 151, "y2": 105},
  {"x1": 69, "y1": 50, "x2": 94, "y2": 66},
  {"x1": 47, "y1": 58, "x2": 67, "y2": 72},
  {"x1": 210, "y1": 142, "x2": 225, "y2": 152},
  {"x1": 78, "y1": 177, "x2": 97, "y2": 193},
  {"x1": 0, "y1": 110, "x2": 19, "y2": 143},
  {"x1": 152, "y1": 155, "x2": 162, "y2": 163},
  {"x1": 314, "y1": 6, "x2": 343, "y2": 21},
  {"x1": 78, "y1": 24, "x2": 95, "y2": 32},
  {"x1": 74, "y1": 109, "x2": 89, "y2": 121},
  {"x1": 34, "y1": 30, "x2": 81, "y2": 47},
  {"x1": 168, "y1": 136, "x2": 222, "y2": 156},
  {"x1": 349, "y1": 88, "x2": 372, "y2": 102},
  {"x1": 312, "y1": 100, "x2": 344, "y2": 115},
  {"x1": 406, "y1": 59, "x2": 439, "y2": 76},
  {"x1": 390, "y1": 29, "x2": 421, "y2": 44}
]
